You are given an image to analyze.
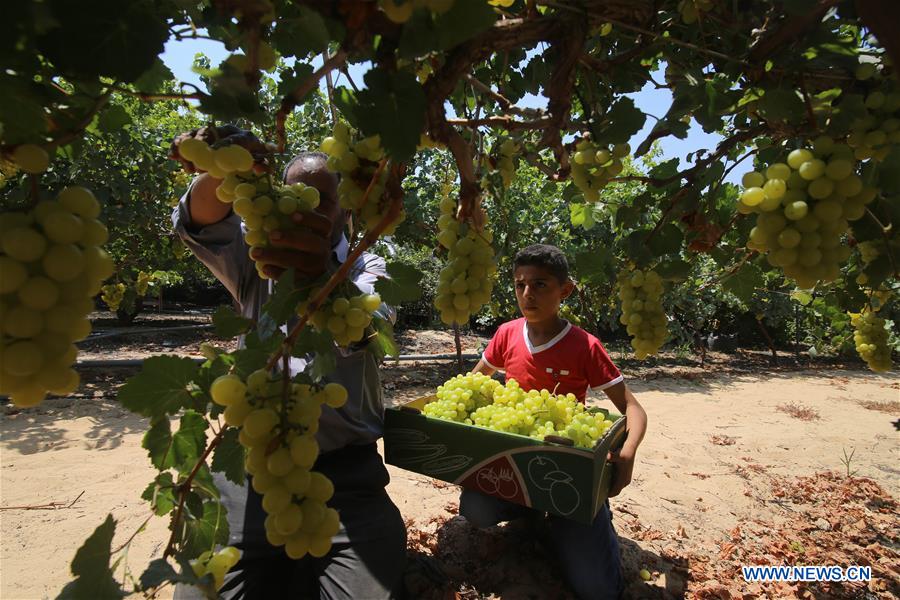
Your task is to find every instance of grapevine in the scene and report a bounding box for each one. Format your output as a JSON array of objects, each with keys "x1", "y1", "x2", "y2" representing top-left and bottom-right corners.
[
  {"x1": 849, "y1": 311, "x2": 893, "y2": 372},
  {"x1": 570, "y1": 139, "x2": 629, "y2": 203},
  {"x1": 298, "y1": 290, "x2": 383, "y2": 347}
]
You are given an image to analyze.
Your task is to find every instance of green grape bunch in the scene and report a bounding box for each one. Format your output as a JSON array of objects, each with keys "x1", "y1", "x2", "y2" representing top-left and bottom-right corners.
[
  {"x1": 433, "y1": 183, "x2": 497, "y2": 326},
  {"x1": 616, "y1": 268, "x2": 667, "y2": 360},
  {"x1": 190, "y1": 546, "x2": 241, "y2": 591},
  {"x1": 845, "y1": 59, "x2": 900, "y2": 162},
  {"x1": 850, "y1": 311, "x2": 893, "y2": 372},
  {"x1": 0, "y1": 148, "x2": 112, "y2": 408},
  {"x1": 488, "y1": 139, "x2": 518, "y2": 188},
  {"x1": 135, "y1": 270, "x2": 154, "y2": 297},
  {"x1": 297, "y1": 291, "x2": 383, "y2": 347},
  {"x1": 321, "y1": 121, "x2": 405, "y2": 235},
  {"x1": 101, "y1": 283, "x2": 126, "y2": 312},
  {"x1": 570, "y1": 139, "x2": 629, "y2": 202},
  {"x1": 177, "y1": 138, "x2": 321, "y2": 280},
  {"x1": 739, "y1": 138, "x2": 875, "y2": 289},
  {"x1": 210, "y1": 371, "x2": 347, "y2": 560},
  {"x1": 423, "y1": 374, "x2": 615, "y2": 450}
]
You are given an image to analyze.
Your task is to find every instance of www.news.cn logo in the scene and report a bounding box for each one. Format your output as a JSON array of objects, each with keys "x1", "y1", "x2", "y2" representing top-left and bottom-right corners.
[{"x1": 742, "y1": 565, "x2": 872, "y2": 582}]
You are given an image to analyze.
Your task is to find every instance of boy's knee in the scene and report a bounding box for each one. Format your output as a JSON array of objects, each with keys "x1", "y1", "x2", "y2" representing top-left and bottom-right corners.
[{"x1": 459, "y1": 490, "x2": 512, "y2": 528}]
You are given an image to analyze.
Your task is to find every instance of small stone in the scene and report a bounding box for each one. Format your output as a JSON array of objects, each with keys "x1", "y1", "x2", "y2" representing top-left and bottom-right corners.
[{"x1": 815, "y1": 517, "x2": 832, "y2": 531}]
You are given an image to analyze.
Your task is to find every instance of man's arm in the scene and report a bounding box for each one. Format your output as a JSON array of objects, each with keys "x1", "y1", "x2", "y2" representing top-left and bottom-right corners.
[
  {"x1": 186, "y1": 173, "x2": 232, "y2": 227},
  {"x1": 601, "y1": 381, "x2": 647, "y2": 497}
]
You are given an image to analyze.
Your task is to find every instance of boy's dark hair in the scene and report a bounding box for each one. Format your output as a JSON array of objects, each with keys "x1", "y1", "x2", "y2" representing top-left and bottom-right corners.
[
  {"x1": 282, "y1": 151, "x2": 332, "y2": 183},
  {"x1": 513, "y1": 244, "x2": 570, "y2": 283}
]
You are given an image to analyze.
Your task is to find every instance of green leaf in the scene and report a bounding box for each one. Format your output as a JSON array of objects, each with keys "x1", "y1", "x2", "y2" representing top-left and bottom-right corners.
[
  {"x1": 172, "y1": 411, "x2": 209, "y2": 475},
  {"x1": 210, "y1": 428, "x2": 245, "y2": 485},
  {"x1": 181, "y1": 501, "x2": 229, "y2": 558},
  {"x1": 369, "y1": 316, "x2": 398, "y2": 362},
  {"x1": 139, "y1": 558, "x2": 203, "y2": 590},
  {"x1": 574, "y1": 250, "x2": 613, "y2": 283},
  {"x1": 333, "y1": 87, "x2": 361, "y2": 130},
  {"x1": 143, "y1": 418, "x2": 174, "y2": 470},
  {"x1": 722, "y1": 263, "x2": 765, "y2": 304},
  {"x1": 261, "y1": 270, "x2": 306, "y2": 325},
  {"x1": 37, "y1": 0, "x2": 169, "y2": 83},
  {"x1": 655, "y1": 258, "x2": 691, "y2": 281},
  {"x1": 97, "y1": 105, "x2": 132, "y2": 133},
  {"x1": 132, "y1": 59, "x2": 174, "y2": 93},
  {"x1": 758, "y1": 88, "x2": 806, "y2": 123},
  {"x1": 599, "y1": 97, "x2": 646, "y2": 144},
  {"x1": 277, "y1": 63, "x2": 315, "y2": 98},
  {"x1": 374, "y1": 262, "x2": 424, "y2": 305},
  {"x1": 876, "y1": 146, "x2": 900, "y2": 195},
  {"x1": 647, "y1": 223, "x2": 684, "y2": 256},
  {"x1": 232, "y1": 348, "x2": 270, "y2": 379},
  {"x1": 356, "y1": 70, "x2": 425, "y2": 161},
  {"x1": 271, "y1": 5, "x2": 330, "y2": 57},
  {"x1": 790, "y1": 290, "x2": 813, "y2": 306},
  {"x1": 212, "y1": 305, "x2": 253, "y2": 339},
  {"x1": 292, "y1": 326, "x2": 336, "y2": 380},
  {"x1": 57, "y1": 515, "x2": 124, "y2": 599},
  {"x1": 398, "y1": 0, "x2": 496, "y2": 57},
  {"x1": 141, "y1": 473, "x2": 177, "y2": 516},
  {"x1": 118, "y1": 356, "x2": 199, "y2": 419}
]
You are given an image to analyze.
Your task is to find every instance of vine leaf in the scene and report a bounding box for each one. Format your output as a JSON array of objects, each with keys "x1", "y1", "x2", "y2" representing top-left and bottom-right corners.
[
  {"x1": 271, "y1": 5, "x2": 332, "y2": 57},
  {"x1": 574, "y1": 250, "x2": 613, "y2": 284},
  {"x1": 212, "y1": 306, "x2": 252, "y2": 339},
  {"x1": 171, "y1": 411, "x2": 209, "y2": 475},
  {"x1": 98, "y1": 105, "x2": 132, "y2": 133},
  {"x1": 355, "y1": 70, "x2": 425, "y2": 162},
  {"x1": 599, "y1": 98, "x2": 646, "y2": 144},
  {"x1": 292, "y1": 326, "x2": 336, "y2": 380},
  {"x1": 139, "y1": 558, "x2": 203, "y2": 591},
  {"x1": 722, "y1": 263, "x2": 765, "y2": 304},
  {"x1": 141, "y1": 473, "x2": 177, "y2": 516},
  {"x1": 211, "y1": 428, "x2": 245, "y2": 485},
  {"x1": 118, "y1": 356, "x2": 199, "y2": 419},
  {"x1": 398, "y1": 0, "x2": 496, "y2": 57},
  {"x1": 181, "y1": 501, "x2": 229, "y2": 558},
  {"x1": 56, "y1": 515, "x2": 124, "y2": 600},
  {"x1": 143, "y1": 418, "x2": 174, "y2": 470},
  {"x1": 369, "y1": 317, "x2": 399, "y2": 363},
  {"x1": 375, "y1": 262, "x2": 424, "y2": 305}
]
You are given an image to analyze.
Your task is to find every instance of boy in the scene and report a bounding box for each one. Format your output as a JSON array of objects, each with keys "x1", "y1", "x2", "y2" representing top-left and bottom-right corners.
[{"x1": 462, "y1": 243, "x2": 648, "y2": 600}]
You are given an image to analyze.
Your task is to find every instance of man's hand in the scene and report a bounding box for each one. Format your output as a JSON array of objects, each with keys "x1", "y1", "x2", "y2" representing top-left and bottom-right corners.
[
  {"x1": 169, "y1": 125, "x2": 269, "y2": 174},
  {"x1": 606, "y1": 445, "x2": 636, "y2": 497},
  {"x1": 251, "y1": 210, "x2": 334, "y2": 280}
]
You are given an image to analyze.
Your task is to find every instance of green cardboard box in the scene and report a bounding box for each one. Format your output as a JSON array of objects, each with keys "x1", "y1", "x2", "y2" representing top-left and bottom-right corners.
[{"x1": 384, "y1": 396, "x2": 627, "y2": 524}]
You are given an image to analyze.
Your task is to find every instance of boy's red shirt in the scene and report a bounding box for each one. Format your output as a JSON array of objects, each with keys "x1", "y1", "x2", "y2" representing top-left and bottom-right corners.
[{"x1": 482, "y1": 318, "x2": 623, "y2": 402}]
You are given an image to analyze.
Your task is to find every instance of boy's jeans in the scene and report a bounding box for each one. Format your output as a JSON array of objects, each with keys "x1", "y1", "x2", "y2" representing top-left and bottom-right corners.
[{"x1": 459, "y1": 489, "x2": 624, "y2": 600}]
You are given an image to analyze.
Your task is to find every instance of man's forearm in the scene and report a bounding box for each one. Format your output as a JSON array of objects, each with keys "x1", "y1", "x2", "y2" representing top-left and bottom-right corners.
[{"x1": 189, "y1": 174, "x2": 232, "y2": 227}]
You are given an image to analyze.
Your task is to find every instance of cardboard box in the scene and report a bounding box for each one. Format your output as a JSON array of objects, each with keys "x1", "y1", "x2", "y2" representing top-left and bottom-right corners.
[{"x1": 384, "y1": 396, "x2": 627, "y2": 524}]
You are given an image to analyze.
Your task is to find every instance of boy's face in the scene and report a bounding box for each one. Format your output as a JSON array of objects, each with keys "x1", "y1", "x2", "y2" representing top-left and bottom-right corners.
[{"x1": 513, "y1": 265, "x2": 575, "y2": 324}]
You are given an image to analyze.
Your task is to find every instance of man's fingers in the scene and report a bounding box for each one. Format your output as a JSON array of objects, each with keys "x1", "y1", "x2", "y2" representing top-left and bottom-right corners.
[
  {"x1": 268, "y1": 230, "x2": 330, "y2": 255},
  {"x1": 290, "y1": 211, "x2": 333, "y2": 237},
  {"x1": 249, "y1": 247, "x2": 328, "y2": 276}
]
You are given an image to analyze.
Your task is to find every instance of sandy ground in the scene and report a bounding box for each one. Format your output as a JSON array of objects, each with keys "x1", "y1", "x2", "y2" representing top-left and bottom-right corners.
[{"x1": 2, "y1": 364, "x2": 897, "y2": 599}]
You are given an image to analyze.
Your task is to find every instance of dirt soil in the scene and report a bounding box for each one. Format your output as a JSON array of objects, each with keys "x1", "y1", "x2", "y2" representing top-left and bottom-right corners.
[{"x1": 1, "y1": 312, "x2": 898, "y2": 599}]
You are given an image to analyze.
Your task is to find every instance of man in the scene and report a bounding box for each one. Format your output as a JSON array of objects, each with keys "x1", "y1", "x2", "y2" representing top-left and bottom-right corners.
[{"x1": 170, "y1": 126, "x2": 407, "y2": 599}]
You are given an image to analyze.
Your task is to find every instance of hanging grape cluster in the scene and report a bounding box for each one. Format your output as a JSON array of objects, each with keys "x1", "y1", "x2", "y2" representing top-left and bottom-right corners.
[
  {"x1": 570, "y1": 139, "x2": 628, "y2": 202},
  {"x1": 321, "y1": 121, "x2": 404, "y2": 234},
  {"x1": 135, "y1": 271, "x2": 154, "y2": 297},
  {"x1": 845, "y1": 63, "x2": 900, "y2": 161},
  {"x1": 849, "y1": 311, "x2": 893, "y2": 372},
  {"x1": 423, "y1": 374, "x2": 616, "y2": 449},
  {"x1": 433, "y1": 184, "x2": 497, "y2": 326},
  {"x1": 491, "y1": 139, "x2": 518, "y2": 188},
  {"x1": 677, "y1": 0, "x2": 713, "y2": 24},
  {"x1": 616, "y1": 268, "x2": 667, "y2": 359},
  {"x1": 101, "y1": 283, "x2": 126, "y2": 312},
  {"x1": 298, "y1": 291, "x2": 383, "y2": 347},
  {"x1": 0, "y1": 156, "x2": 112, "y2": 408},
  {"x1": 379, "y1": 0, "x2": 455, "y2": 23},
  {"x1": 177, "y1": 138, "x2": 321, "y2": 280},
  {"x1": 210, "y1": 371, "x2": 346, "y2": 559},
  {"x1": 739, "y1": 138, "x2": 875, "y2": 289},
  {"x1": 190, "y1": 546, "x2": 241, "y2": 591}
]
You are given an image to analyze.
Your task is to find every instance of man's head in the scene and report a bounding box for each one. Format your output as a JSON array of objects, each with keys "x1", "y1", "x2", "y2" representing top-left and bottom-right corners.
[
  {"x1": 283, "y1": 152, "x2": 344, "y2": 244},
  {"x1": 512, "y1": 244, "x2": 575, "y2": 323}
]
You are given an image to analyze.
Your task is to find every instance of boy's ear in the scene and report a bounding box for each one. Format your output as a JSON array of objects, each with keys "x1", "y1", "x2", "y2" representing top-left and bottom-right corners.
[{"x1": 561, "y1": 278, "x2": 575, "y2": 299}]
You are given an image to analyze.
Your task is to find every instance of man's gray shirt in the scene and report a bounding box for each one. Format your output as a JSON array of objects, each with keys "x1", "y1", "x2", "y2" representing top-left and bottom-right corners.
[{"x1": 172, "y1": 193, "x2": 391, "y2": 454}]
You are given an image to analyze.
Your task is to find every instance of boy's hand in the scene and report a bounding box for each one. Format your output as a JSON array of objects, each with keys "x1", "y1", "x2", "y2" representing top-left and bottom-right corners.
[
  {"x1": 250, "y1": 211, "x2": 334, "y2": 280},
  {"x1": 606, "y1": 446, "x2": 636, "y2": 497},
  {"x1": 169, "y1": 125, "x2": 269, "y2": 174}
]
